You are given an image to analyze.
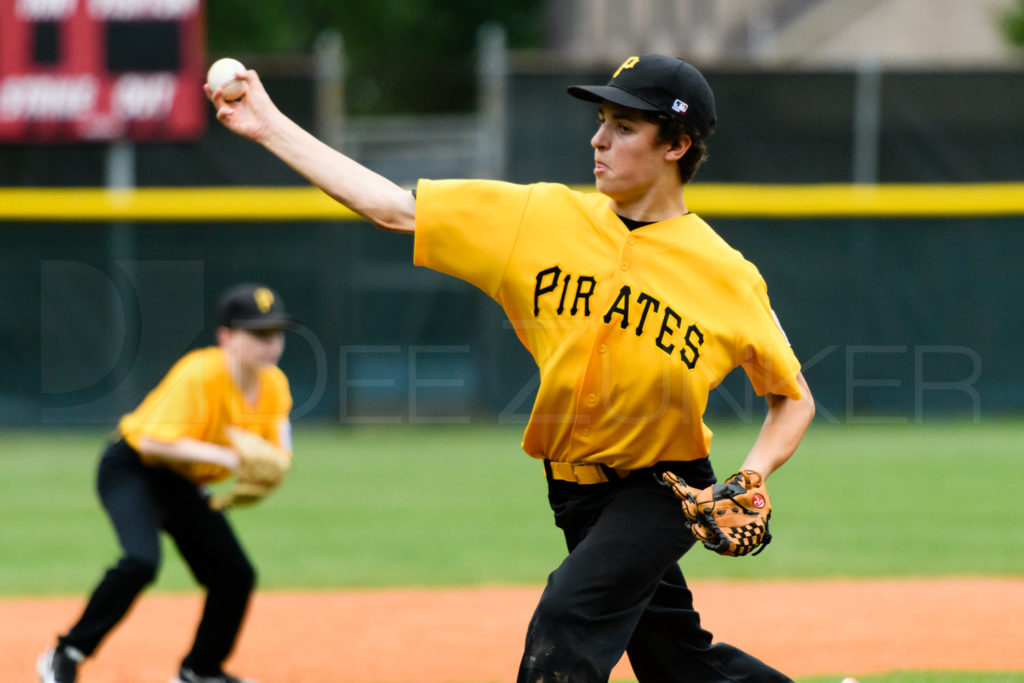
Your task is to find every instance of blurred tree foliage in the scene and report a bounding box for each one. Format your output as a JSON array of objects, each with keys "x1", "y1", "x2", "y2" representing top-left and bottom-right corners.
[
  {"x1": 1002, "y1": 0, "x2": 1024, "y2": 48},
  {"x1": 206, "y1": 0, "x2": 546, "y2": 114}
]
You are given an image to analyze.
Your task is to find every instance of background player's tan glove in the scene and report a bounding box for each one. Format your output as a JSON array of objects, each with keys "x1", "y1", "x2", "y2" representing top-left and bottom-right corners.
[
  {"x1": 660, "y1": 469, "x2": 772, "y2": 557},
  {"x1": 210, "y1": 426, "x2": 291, "y2": 510}
]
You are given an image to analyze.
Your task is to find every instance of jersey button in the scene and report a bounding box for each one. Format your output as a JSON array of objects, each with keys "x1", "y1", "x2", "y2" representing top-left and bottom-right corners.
[
  {"x1": 581, "y1": 428, "x2": 591, "y2": 437},
  {"x1": 586, "y1": 393, "x2": 598, "y2": 405},
  {"x1": 620, "y1": 261, "x2": 630, "y2": 271},
  {"x1": 598, "y1": 344, "x2": 608, "y2": 353},
  {"x1": 627, "y1": 236, "x2": 638, "y2": 246}
]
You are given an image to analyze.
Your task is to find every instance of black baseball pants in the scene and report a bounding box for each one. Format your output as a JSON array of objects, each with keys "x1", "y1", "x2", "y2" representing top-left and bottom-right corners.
[
  {"x1": 60, "y1": 440, "x2": 255, "y2": 676},
  {"x1": 517, "y1": 459, "x2": 792, "y2": 683}
]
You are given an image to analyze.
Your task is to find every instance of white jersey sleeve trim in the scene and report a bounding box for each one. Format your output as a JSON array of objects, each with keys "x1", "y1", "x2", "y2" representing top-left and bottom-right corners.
[{"x1": 771, "y1": 309, "x2": 792, "y2": 347}]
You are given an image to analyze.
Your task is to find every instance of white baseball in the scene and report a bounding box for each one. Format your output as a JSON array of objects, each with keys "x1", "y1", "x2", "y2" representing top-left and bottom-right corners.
[
  {"x1": 840, "y1": 678, "x2": 859, "y2": 683},
  {"x1": 207, "y1": 57, "x2": 247, "y2": 101}
]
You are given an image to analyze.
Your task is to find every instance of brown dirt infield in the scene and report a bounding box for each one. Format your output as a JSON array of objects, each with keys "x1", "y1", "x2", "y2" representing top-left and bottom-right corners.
[{"x1": 7, "y1": 577, "x2": 1023, "y2": 682}]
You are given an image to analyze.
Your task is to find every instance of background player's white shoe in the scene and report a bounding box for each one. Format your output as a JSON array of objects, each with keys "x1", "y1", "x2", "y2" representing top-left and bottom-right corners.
[{"x1": 36, "y1": 645, "x2": 84, "y2": 683}]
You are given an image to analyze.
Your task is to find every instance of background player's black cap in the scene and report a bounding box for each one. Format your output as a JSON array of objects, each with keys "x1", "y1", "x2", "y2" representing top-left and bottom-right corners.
[
  {"x1": 568, "y1": 54, "x2": 716, "y2": 138},
  {"x1": 217, "y1": 283, "x2": 299, "y2": 330}
]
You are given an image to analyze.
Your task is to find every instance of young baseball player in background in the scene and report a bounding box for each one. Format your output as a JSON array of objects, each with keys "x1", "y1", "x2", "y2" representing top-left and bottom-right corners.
[
  {"x1": 38, "y1": 284, "x2": 297, "y2": 683},
  {"x1": 208, "y1": 54, "x2": 815, "y2": 682}
]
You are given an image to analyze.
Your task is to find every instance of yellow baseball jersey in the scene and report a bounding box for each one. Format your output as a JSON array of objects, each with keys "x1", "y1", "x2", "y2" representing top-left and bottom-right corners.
[
  {"x1": 414, "y1": 179, "x2": 802, "y2": 470},
  {"x1": 118, "y1": 346, "x2": 293, "y2": 484}
]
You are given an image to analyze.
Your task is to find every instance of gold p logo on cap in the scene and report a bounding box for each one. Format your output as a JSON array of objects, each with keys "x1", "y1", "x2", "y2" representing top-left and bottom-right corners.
[
  {"x1": 253, "y1": 287, "x2": 275, "y2": 313},
  {"x1": 613, "y1": 56, "x2": 640, "y2": 79}
]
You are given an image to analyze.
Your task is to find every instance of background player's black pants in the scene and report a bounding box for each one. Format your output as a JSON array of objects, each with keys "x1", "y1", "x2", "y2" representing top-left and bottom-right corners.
[
  {"x1": 60, "y1": 440, "x2": 255, "y2": 676},
  {"x1": 517, "y1": 459, "x2": 791, "y2": 683}
]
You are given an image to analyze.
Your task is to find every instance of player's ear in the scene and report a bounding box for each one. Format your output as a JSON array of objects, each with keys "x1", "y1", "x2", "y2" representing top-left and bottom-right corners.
[
  {"x1": 215, "y1": 326, "x2": 232, "y2": 347},
  {"x1": 665, "y1": 133, "x2": 691, "y2": 163}
]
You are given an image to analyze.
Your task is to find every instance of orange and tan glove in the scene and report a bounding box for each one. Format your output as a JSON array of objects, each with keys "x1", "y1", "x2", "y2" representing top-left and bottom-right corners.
[{"x1": 661, "y1": 469, "x2": 772, "y2": 557}]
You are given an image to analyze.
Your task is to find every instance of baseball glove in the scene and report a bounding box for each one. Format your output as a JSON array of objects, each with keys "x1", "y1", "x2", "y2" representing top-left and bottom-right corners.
[
  {"x1": 210, "y1": 426, "x2": 291, "y2": 510},
  {"x1": 660, "y1": 469, "x2": 772, "y2": 557}
]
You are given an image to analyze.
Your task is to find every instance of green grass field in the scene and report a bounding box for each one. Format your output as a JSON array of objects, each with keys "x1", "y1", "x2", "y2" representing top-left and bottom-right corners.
[
  {"x1": 3, "y1": 419, "x2": 1021, "y2": 594},
  {"x1": 3, "y1": 419, "x2": 1022, "y2": 681}
]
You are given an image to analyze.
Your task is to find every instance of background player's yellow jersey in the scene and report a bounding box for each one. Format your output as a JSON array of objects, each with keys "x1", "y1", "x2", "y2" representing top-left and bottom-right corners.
[
  {"x1": 414, "y1": 179, "x2": 802, "y2": 470},
  {"x1": 118, "y1": 346, "x2": 293, "y2": 484}
]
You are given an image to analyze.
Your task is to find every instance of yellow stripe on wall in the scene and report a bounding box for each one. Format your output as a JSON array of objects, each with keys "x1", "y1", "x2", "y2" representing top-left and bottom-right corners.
[
  {"x1": 1, "y1": 183, "x2": 1023, "y2": 221},
  {"x1": 682, "y1": 183, "x2": 1024, "y2": 218},
  {"x1": 0, "y1": 187, "x2": 359, "y2": 221}
]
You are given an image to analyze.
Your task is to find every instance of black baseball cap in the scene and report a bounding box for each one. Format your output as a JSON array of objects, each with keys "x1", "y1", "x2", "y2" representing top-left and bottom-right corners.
[
  {"x1": 568, "y1": 54, "x2": 716, "y2": 138},
  {"x1": 217, "y1": 283, "x2": 299, "y2": 330}
]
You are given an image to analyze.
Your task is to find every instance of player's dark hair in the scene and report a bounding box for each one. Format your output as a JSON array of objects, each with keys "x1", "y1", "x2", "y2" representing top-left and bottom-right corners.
[{"x1": 643, "y1": 111, "x2": 708, "y2": 184}]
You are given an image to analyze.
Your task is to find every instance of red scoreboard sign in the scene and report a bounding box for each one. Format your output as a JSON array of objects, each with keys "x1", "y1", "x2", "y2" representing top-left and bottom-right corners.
[{"x1": 0, "y1": 0, "x2": 206, "y2": 142}]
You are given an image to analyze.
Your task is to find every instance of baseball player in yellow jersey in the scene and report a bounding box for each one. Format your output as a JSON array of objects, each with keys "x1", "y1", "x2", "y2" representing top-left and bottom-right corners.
[
  {"x1": 37, "y1": 284, "x2": 297, "y2": 683},
  {"x1": 209, "y1": 53, "x2": 815, "y2": 682}
]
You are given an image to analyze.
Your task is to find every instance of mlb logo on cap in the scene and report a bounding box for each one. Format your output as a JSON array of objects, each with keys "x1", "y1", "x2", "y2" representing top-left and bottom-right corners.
[{"x1": 672, "y1": 99, "x2": 688, "y2": 114}]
